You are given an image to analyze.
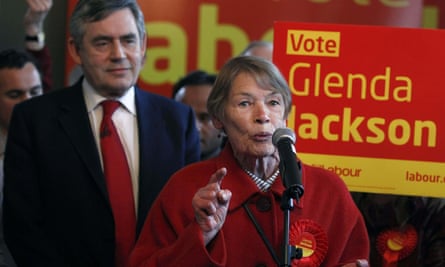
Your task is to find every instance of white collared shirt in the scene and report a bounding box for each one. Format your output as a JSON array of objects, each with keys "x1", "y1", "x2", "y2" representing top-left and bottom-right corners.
[{"x1": 82, "y1": 80, "x2": 140, "y2": 212}]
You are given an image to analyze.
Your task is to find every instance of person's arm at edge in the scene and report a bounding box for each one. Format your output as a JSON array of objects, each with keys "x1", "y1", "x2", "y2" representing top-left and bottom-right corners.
[{"x1": 24, "y1": 0, "x2": 53, "y2": 92}]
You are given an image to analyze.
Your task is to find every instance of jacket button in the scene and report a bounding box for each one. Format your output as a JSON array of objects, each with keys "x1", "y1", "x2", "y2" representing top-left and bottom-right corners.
[{"x1": 256, "y1": 196, "x2": 271, "y2": 212}]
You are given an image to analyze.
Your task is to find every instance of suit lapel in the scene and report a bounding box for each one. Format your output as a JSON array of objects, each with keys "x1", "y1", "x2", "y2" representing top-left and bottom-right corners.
[{"x1": 56, "y1": 85, "x2": 109, "y2": 200}]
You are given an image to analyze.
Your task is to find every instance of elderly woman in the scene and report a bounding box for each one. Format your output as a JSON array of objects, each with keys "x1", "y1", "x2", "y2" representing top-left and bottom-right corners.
[{"x1": 130, "y1": 56, "x2": 369, "y2": 267}]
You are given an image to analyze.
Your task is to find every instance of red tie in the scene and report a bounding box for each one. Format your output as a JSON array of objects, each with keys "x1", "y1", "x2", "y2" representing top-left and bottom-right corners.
[{"x1": 100, "y1": 100, "x2": 136, "y2": 267}]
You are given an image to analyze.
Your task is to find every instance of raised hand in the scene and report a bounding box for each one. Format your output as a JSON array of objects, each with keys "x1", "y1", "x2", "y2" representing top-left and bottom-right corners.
[
  {"x1": 192, "y1": 167, "x2": 232, "y2": 245},
  {"x1": 24, "y1": 0, "x2": 53, "y2": 34}
]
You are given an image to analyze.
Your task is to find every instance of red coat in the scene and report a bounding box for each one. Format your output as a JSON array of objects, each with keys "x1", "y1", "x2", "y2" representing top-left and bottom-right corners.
[{"x1": 130, "y1": 145, "x2": 369, "y2": 267}]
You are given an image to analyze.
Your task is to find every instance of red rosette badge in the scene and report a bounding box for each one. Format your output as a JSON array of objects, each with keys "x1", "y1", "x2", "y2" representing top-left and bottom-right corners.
[
  {"x1": 289, "y1": 219, "x2": 328, "y2": 267},
  {"x1": 376, "y1": 224, "x2": 418, "y2": 267}
]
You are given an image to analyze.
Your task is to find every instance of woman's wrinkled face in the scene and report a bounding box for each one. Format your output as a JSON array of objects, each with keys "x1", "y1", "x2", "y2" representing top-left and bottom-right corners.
[{"x1": 213, "y1": 72, "x2": 287, "y2": 158}]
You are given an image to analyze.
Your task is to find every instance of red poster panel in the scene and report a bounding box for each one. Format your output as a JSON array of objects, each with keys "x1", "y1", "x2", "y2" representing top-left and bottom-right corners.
[
  {"x1": 273, "y1": 21, "x2": 445, "y2": 198},
  {"x1": 65, "y1": 0, "x2": 422, "y2": 97}
]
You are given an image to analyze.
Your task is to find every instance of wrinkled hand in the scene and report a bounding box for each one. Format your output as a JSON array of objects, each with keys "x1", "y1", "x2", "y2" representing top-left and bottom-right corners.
[
  {"x1": 24, "y1": 0, "x2": 53, "y2": 33},
  {"x1": 341, "y1": 259, "x2": 369, "y2": 267},
  {"x1": 192, "y1": 168, "x2": 232, "y2": 246}
]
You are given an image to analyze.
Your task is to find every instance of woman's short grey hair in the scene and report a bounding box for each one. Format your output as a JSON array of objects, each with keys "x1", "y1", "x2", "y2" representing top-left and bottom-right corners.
[
  {"x1": 69, "y1": 0, "x2": 146, "y2": 48},
  {"x1": 207, "y1": 56, "x2": 292, "y2": 121}
]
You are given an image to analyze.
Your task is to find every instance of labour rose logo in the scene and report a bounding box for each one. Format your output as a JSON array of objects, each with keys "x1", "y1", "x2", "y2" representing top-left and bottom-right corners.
[
  {"x1": 376, "y1": 224, "x2": 418, "y2": 267},
  {"x1": 289, "y1": 219, "x2": 328, "y2": 267}
]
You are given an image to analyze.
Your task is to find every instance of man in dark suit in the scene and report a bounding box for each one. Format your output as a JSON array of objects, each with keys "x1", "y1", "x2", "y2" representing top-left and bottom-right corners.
[{"x1": 3, "y1": 0, "x2": 200, "y2": 266}]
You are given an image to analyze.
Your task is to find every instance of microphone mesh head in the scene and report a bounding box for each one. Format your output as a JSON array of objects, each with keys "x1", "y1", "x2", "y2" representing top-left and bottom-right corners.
[{"x1": 272, "y1": 128, "x2": 296, "y2": 145}]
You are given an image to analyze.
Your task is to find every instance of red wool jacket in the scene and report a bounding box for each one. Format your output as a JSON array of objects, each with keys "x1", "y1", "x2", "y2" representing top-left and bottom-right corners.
[{"x1": 130, "y1": 145, "x2": 369, "y2": 267}]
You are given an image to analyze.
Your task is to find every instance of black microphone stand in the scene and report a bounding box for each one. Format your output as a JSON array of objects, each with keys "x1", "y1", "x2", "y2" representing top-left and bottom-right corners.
[{"x1": 279, "y1": 163, "x2": 304, "y2": 267}]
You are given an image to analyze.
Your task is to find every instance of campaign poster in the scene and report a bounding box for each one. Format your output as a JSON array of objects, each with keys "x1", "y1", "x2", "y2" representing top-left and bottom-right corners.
[{"x1": 273, "y1": 21, "x2": 445, "y2": 198}]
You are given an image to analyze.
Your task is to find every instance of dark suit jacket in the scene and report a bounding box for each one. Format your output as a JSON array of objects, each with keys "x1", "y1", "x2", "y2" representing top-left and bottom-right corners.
[{"x1": 3, "y1": 81, "x2": 200, "y2": 267}]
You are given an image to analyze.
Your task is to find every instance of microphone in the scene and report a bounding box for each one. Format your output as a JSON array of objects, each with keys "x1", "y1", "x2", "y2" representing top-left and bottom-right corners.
[{"x1": 272, "y1": 128, "x2": 304, "y2": 199}]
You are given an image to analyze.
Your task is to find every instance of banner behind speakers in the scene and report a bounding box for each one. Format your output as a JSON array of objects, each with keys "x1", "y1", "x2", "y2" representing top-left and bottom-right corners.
[{"x1": 64, "y1": 0, "x2": 424, "y2": 96}]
